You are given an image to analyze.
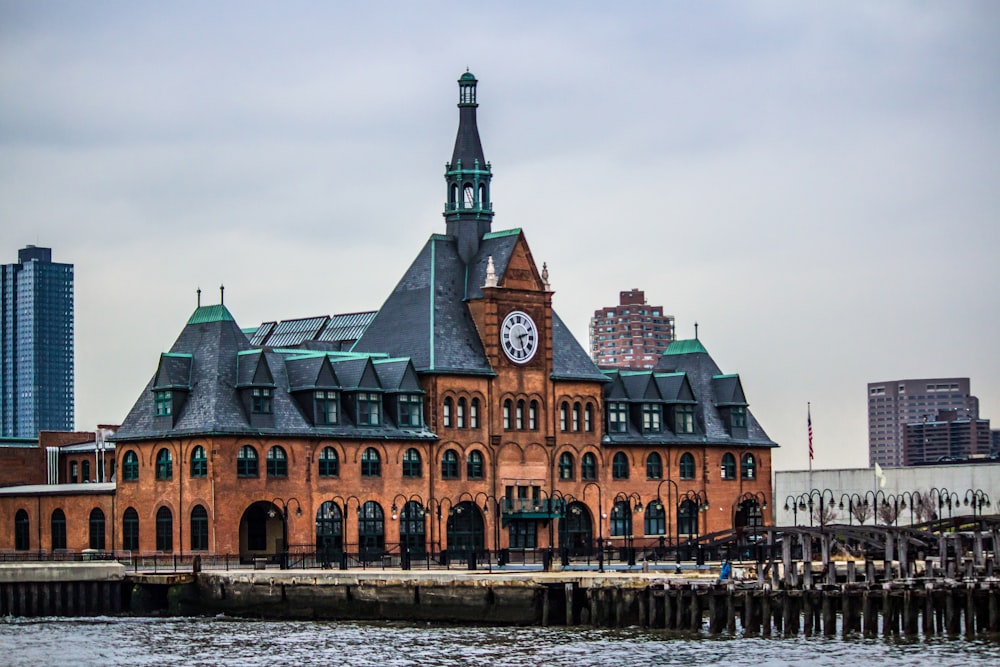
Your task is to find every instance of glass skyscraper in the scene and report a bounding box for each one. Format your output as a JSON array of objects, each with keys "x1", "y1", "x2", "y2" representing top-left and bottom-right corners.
[{"x1": 1, "y1": 246, "x2": 74, "y2": 437}]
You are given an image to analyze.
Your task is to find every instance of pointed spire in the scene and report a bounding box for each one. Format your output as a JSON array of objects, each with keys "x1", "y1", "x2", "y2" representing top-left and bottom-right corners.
[
  {"x1": 484, "y1": 255, "x2": 498, "y2": 288},
  {"x1": 541, "y1": 262, "x2": 550, "y2": 291}
]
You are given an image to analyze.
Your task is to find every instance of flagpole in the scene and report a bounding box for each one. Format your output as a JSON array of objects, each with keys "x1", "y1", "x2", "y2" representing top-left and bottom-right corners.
[{"x1": 807, "y1": 403, "x2": 813, "y2": 496}]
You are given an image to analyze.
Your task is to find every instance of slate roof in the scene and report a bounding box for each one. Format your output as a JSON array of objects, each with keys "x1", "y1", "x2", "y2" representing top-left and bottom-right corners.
[
  {"x1": 601, "y1": 339, "x2": 776, "y2": 448},
  {"x1": 114, "y1": 305, "x2": 434, "y2": 443}
]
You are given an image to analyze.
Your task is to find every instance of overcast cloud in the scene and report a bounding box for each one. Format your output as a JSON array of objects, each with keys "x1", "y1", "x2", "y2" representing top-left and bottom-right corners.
[{"x1": 2, "y1": 1, "x2": 998, "y2": 471}]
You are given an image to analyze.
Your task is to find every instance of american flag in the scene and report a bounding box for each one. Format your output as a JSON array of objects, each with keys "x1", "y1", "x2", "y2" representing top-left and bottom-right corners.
[{"x1": 807, "y1": 403, "x2": 814, "y2": 460}]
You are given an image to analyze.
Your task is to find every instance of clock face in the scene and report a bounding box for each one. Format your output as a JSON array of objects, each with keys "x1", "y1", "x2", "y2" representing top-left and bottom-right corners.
[{"x1": 501, "y1": 310, "x2": 538, "y2": 364}]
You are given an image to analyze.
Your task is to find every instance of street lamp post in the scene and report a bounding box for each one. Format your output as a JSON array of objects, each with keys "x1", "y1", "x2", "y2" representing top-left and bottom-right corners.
[
  {"x1": 268, "y1": 497, "x2": 302, "y2": 570},
  {"x1": 928, "y1": 487, "x2": 959, "y2": 521},
  {"x1": 613, "y1": 491, "x2": 643, "y2": 566},
  {"x1": 964, "y1": 489, "x2": 991, "y2": 519},
  {"x1": 583, "y1": 482, "x2": 604, "y2": 572},
  {"x1": 391, "y1": 493, "x2": 426, "y2": 570},
  {"x1": 332, "y1": 495, "x2": 360, "y2": 570},
  {"x1": 733, "y1": 491, "x2": 767, "y2": 560},
  {"x1": 838, "y1": 492, "x2": 866, "y2": 526},
  {"x1": 679, "y1": 490, "x2": 710, "y2": 564},
  {"x1": 655, "y1": 479, "x2": 679, "y2": 555}
]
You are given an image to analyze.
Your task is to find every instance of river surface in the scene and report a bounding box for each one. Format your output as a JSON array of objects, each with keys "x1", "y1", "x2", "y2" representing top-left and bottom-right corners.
[{"x1": 2, "y1": 616, "x2": 999, "y2": 666}]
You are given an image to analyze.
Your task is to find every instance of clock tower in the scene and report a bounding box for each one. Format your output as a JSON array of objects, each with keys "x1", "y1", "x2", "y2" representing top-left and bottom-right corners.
[{"x1": 444, "y1": 70, "x2": 494, "y2": 265}]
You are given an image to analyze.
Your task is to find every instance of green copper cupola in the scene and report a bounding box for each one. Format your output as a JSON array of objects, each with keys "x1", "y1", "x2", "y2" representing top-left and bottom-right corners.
[{"x1": 445, "y1": 70, "x2": 494, "y2": 264}]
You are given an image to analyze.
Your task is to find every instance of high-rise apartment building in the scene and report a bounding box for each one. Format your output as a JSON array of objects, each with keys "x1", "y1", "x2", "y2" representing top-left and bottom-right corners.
[
  {"x1": 589, "y1": 289, "x2": 675, "y2": 369},
  {"x1": 868, "y1": 378, "x2": 978, "y2": 467},
  {"x1": 1, "y1": 246, "x2": 74, "y2": 437},
  {"x1": 903, "y1": 411, "x2": 992, "y2": 465}
]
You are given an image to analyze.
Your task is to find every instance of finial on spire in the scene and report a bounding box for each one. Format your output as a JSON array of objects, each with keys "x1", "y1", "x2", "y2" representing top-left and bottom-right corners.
[
  {"x1": 694, "y1": 321, "x2": 699, "y2": 340},
  {"x1": 484, "y1": 256, "x2": 498, "y2": 288},
  {"x1": 220, "y1": 283, "x2": 225, "y2": 305},
  {"x1": 541, "y1": 262, "x2": 550, "y2": 290},
  {"x1": 197, "y1": 287, "x2": 202, "y2": 307}
]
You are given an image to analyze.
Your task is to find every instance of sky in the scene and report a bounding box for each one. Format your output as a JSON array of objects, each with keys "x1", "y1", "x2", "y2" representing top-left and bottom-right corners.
[{"x1": 2, "y1": 1, "x2": 998, "y2": 472}]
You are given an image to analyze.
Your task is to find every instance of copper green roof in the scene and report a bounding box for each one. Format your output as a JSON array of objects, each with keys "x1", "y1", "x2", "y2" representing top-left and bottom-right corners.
[
  {"x1": 187, "y1": 304, "x2": 235, "y2": 325},
  {"x1": 663, "y1": 339, "x2": 708, "y2": 355}
]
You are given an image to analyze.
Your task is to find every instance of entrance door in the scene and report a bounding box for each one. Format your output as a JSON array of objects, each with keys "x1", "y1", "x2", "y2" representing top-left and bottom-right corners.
[{"x1": 239, "y1": 501, "x2": 284, "y2": 563}]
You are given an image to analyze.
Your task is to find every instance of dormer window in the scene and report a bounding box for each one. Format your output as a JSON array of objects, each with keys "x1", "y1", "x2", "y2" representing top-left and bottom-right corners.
[
  {"x1": 315, "y1": 390, "x2": 339, "y2": 425},
  {"x1": 607, "y1": 401, "x2": 628, "y2": 433},
  {"x1": 675, "y1": 405, "x2": 695, "y2": 434},
  {"x1": 357, "y1": 392, "x2": 381, "y2": 426},
  {"x1": 731, "y1": 406, "x2": 747, "y2": 428},
  {"x1": 252, "y1": 387, "x2": 273, "y2": 414},
  {"x1": 398, "y1": 394, "x2": 422, "y2": 427},
  {"x1": 641, "y1": 403, "x2": 661, "y2": 433},
  {"x1": 155, "y1": 390, "x2": 172, "y2": 417}
]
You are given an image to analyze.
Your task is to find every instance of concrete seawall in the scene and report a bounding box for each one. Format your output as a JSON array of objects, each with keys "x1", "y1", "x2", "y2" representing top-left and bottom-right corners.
[{"x1": 0, "y1": 562, "x2": 125, "y2": 616}]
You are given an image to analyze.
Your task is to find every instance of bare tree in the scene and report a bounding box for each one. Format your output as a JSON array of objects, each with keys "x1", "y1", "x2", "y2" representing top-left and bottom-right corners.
[
  {"x1": 877, "y1": 501, "x2": 899, "y2": 526},
  {"x1": 813, "y1": 503, "x2": 838, "y2": 526},
  {"x1": 909, "y1": 490, "x2": 937, "y2": 523},
  {"x1": 851, "y1": 501, "x2": 873, "y2": 525}
]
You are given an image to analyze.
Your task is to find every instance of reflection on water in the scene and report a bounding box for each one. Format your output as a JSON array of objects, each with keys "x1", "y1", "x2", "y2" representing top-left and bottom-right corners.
[{"x1": 1, "y1": 616, "x2": 999, "y2": 667}]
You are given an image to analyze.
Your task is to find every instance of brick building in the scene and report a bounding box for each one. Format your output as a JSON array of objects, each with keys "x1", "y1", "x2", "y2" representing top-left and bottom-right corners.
[
  {"x1": 589, "y1": 289, "x2": 675, "y2": 369},
  {"x1": 0, "y1": 72, "x2": 776, "y2": 560}
]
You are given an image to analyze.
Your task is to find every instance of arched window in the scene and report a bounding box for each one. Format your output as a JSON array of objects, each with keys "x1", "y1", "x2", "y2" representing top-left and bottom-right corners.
[
  {"x1": 742, "y1": 453, "x2": 757, "y2": 480},
  {"x1": 15, "y1": 509, "x2": 30, "y2": 551},
  {"x1": 358, "y1": 501, "x2": 385, "y2": 560},
  {"x1": 572, "y1": 402, "x2": 581, "y2": 431},
  {"x1": 267, "y1": 446, "x2": 288, "y2": 478},
  {"x1": 89, "y1": 508, "x2": 106, "y2": 551},
  {"x1": 585, "y1": 403, "x2": 594, "y2": 432},
  {"x1": 467, "y1": 450, "x2": 484, "y2": 479},
  {"x1": 237, "y1": 445, "x2": 259, "y2": 478},
  {"x1": 679, "y1": 452, "x2": 696, "y2": 480},
  {"x1": 70, "y1": 460, "x2": 78, "y2": 483},
  {"x1": 470, "y1": 398, "x2": 480, "y2": 428},
  {"x1": 156, "y1": 506, "x2": 173, "y2": 552},
  {"x1": 529, "y1": 400, "x2": 538, "y2": 430},
  {"x1": 441, "y1": 449, "x2": 459, "y2": 479},
  {"x1": 443, "y1": 397, "x2": 453, "y2": 428},
  {"x1": 190, "y1": 505, "x2": 209, "y2": 551},
  {"x1": 721, "y1": 453, "x2": 736, "y2": 480},
  {"x1": 612, "y1": 452, "x2": 629, "y2": 480},
  {"x1": 644, "y1": 501, "x2": 665, "y2": 536},
  {"x1": 316, "y1": 501, "x2": 343, "y2": 565},
  {"x1": 155, "y1": 448, "x2": 172, "y2": 480},
  {"x1": 646, "y1": 452, "x2": 663, "y2": 480},
  {"x1": 610, "y1": 500, "x2": 632, "y2": 537},
  {"x1": 82, "y1": 460, "x2": 91, "y2": 482},
  {"x1": 463, "y1": 183, "x2": 475, "y2": 208},
  {"x1": 560, "y1": 402, "x2": 569, "y2": 431},
  {"x1": 402, "y1": 448, "x2": 422, "y2": 478},
  {"x1": 361, "y1": 447, "x2": 381, "y2": 477},
  {"x1": 558, "y1": 452, "x2": 574, "y2": 481},
  {"x1": 456, "y1": 398, "x2": 466, "y2": 428},
  {"x1": 122, "y1": 451, "x2": 139, "y2": 481},
  {"x1": 190, "y1": 445, "x2": 208, "y2": 477},
  {"x1": 678, "y1": 499, "x2": 699, "y2": 537},
  {"x1": 516, "y1": 400, "x2": 524, "y2": 429},
  {"x1": 399, "y1": 500, "x2": 426, "y2": 556},
  {"x1": 581, "y1": 453, "x2": 597, "y2": 481},
  {"x1": 51, "y1": 509, "x2": 67, "y2": 550},
  {"x1": 123, "y1": 508, "x2": 139, "y2": 551},
  {"x1": 503, "y1": 399, "x2": 512, "y2": 430},
  {"x1": 319, "y1": 446, "x2": 339, "y2": 477}
]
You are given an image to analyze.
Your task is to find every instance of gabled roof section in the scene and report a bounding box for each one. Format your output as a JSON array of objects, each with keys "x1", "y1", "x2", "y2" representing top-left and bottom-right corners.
[
  {"x1": 654, "y1": 372, "x2": 695, "y2": 403},
  {"x1": 602, "y1": 370, "x2": 628, "y2": 400},
  {"x1": 551, "y1": 311, "x2": 609, "y2": 382},
  {"x1": 332, "y1": 357, "x2": 382, "y2": 391},
  {"x1": 373, "y1": 359, "x2": 423, "y2": 393},
  {"x1": 712, "y1": 374, "x2": 748, "y2": 406},
  {"x1": 463, "y1": 230, "x2": 521, "y2": 300},
  {"x1": 236, "y1": 350, "x2": 275, "y2": 387},
  {"x1": 187, "y1": 304, "x2": 236, "y2": 325},
  {"x1": 351, "y1": 235, "x2": 493, "y2": 375},
  {"x1": 621, "y1": 372, "x2": 657, "y2": 400},
  {"x1": 284, "y1": 354, "x2": 340, "y2": 392},
  {"x1": 152, "y1": 353, "x2": 192, "y2": 391}
]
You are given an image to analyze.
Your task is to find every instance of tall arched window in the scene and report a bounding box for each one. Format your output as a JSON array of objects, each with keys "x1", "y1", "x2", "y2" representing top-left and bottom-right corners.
[
  {"x1": 503, "y1": 399, "x2": 512, "y2": 430},
  {"x1": 443, "y1": 397, "x2": 453, "y2": 428},
  {"x1": 123, "y1": 508, "x2": 139, "y2": 551},
  {"x1": 610, "y1": 500, "x2": 631, "y2": 537},
  {"x1": 319, "y1": 446, "x2": 339, "y2": 477},
  {"x1": 466, "y1": 450, "x2": 484, "y2": 479},
  {"x1": 156, "y1": 506, "x2": 173, "y2": 552},
  {"x1": 678, "y1": 500, "x2": 699, "y2": 537},
  {"x1": 612, "y1": 452, "x2": 629, "y2": 480},
  {"x1": 515, "y1": 400, "x2": 524, "y2": 430},
  {"x1": 358, "y1": 501, "x2": 385, "y2": 560},
  {"x1": 529, "y1": 400, "x2": 538, "y2": 430},
  {"x1": 361, "y1": 447, "x2": 381, "y2": 477},
  {"x1": 644, "y1": 501, "x2": 665, "y2": 536},
  {"x1": 316, "y1": 501, "x2": 343, "y2": 566},
  {"x1": 560, "y1": 402, "x2": 569, "y2": 431},
  {"x1": 585, "y1": 403, "x2": 594, "y2": 432},
  {"x1": 190, "y1": 505, "x2": 209, "y2": 551},
  {"x1": 267, "y1": 446, "x2": 288, "y2": 478},
  {"x1": 122, "y1": 451, "x2": 139, "y2": 481},
  {"x1": 581, "y1": 453, "x2": 597, "y2": 481},
  {"x1": 470, "y1": 398, "x2": 480, "y2": 428},
  {"x1": 89, "y1": 508, "x2": 106, "y2": 551},
  {"x1": 402, "y1": 448, "x2": 422, "y2": 478},
  {"x1": 237, "y1": 445, "x2": 259, "y2": 478},
  {"x1": 742, "y1": 453, "x2": 757, "y2": 480},
  {"x1": 456, "y1": 398, "x2": 466, "y2": 428},
  {"x1": 679, "y1": 452, "x2": 696, "y2": 480},
  {"x1": 441, "y1": 449, "x2": 459, "y2": 479},
  {"x1": 14, "y1": 509, "x2": 30, "y2": 551},
  {"x1": 572, "y1": 402, "x2": 581, "y2": 431},
  {"x1": 190, "y1": 445, "x2": 208, "y2": 477},
  {"x1": 399, "y1": 501, "x2": 426, "y2": 556},
  {"x1": 646, "y1": 452, "x2": 663, "y2": 480},
  {"x1": 558, "y1": 452, "x2": 574, "y2": 481},
  {"x1": 721, "y1": 453, "x2": 736, "y2": 480},
  {"x1": 51, "y1": 509, "x2": 67, "y2": 551},
  {"x1": 155, "y1": 448, "x2": 172, "y2": 480}
]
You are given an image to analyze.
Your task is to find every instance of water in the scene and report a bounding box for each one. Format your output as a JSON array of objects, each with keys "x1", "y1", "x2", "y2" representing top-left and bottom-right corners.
[{"x1": 2, "y1": 616, "x2": 999, "y2": 667}]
